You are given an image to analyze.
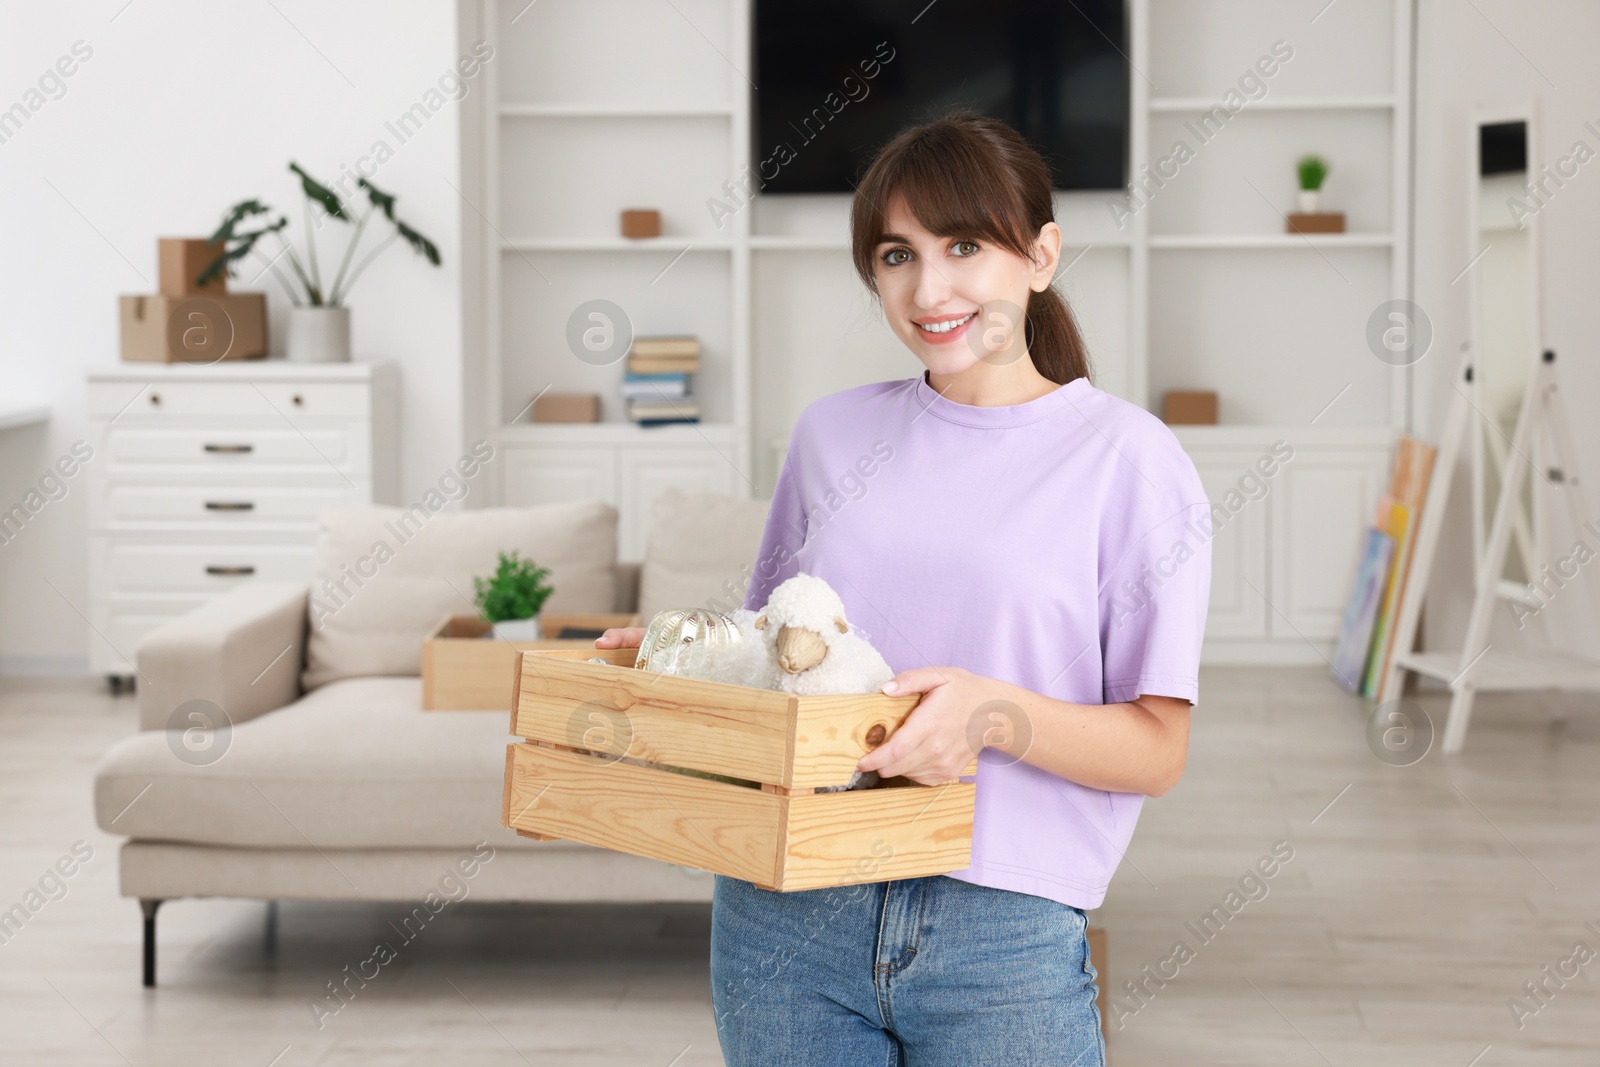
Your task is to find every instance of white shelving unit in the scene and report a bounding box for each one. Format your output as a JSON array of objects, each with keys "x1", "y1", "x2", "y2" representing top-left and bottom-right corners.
[
  {"x1": 461, "y1": 0, "x2": 750, "y2": 561},
  {"x1": 460, "y1": 0, "x2": 1415, "y2": 660},
  {"x1": 1131, "y1": 0, "x2": 1414, "y2": 661},
  {"x1": 1136, "y1": 0, "x2": 1413, "y2": 430}
]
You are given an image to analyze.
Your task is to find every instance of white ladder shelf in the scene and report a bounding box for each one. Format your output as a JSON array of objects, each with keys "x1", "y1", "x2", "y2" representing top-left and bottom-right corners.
[{"x1": 1379, "y1": 348, "x2": 1600, "y2": 752}]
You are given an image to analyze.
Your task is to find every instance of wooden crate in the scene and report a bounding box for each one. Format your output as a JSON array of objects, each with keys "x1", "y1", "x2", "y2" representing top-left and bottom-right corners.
[
  {"x1": 421, "y1": 613, "x2": 640, "y2": 710},
  {"x1": 503, "y1": 647, "x2": 978, "y2": 891}
]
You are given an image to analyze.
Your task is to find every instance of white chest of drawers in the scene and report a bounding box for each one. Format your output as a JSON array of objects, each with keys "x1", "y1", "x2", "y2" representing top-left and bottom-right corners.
[{"x1": 85, "y1": 363, "x2": 399, "y2": 680}]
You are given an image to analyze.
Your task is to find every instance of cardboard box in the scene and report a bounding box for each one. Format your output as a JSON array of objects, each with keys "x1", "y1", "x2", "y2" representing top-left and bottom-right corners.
[
  {"x1": 1162, "y1": 390, "x2": 1218, "y2": 425},
  {"x1": 119, "y1": 293, "x2": 267, "y2": 363},
  {"x1": 503, "y1": 647, "x2": 979, "y2": 891},
  {"x1": 532, "y1": 393, "x2": 600, "y2": 423},
  {"x1": 422, "y1": 613, "x2": 641, "y2": 710},
  {"x1": 620, "y1": 209, "x2": 661, "y2": 238},
  {"x1": 159, "y1": 237, "x2": 229, "y2": 296},
  {"x1": 1285, "y1": 211, "x2": 1346, "y2": 234}
]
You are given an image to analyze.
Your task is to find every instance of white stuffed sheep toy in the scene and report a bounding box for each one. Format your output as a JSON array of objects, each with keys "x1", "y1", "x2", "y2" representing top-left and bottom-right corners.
[
  {"x1": 667, "y1": 573, "x2": 894, "y2": 791},
  {"x1": 751, "y1": 573, "x2": 895, "y2": 697},
  {"x1": 672, "y1": 573, "x2": 894, "y2": 697}
]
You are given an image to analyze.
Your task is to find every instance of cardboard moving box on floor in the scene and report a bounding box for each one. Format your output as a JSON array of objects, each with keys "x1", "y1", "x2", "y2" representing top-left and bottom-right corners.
[{"x1": 119, "y1": 292, "x2": 267, "y2": 363}]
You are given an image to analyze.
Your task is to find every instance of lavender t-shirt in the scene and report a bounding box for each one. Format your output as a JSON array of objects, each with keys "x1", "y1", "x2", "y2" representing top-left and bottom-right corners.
[{"x1": 743, "y1": 371, "x2": 1212, "y2": 909}]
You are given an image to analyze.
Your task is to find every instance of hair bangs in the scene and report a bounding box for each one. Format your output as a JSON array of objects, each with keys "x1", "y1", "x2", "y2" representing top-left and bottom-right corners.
[{"x1": 852, "y1": 122, "x2": 1035, "y2": 290}]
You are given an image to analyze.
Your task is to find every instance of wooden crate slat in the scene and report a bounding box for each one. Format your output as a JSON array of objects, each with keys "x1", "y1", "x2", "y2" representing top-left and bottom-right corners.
[
  {"x1": 515, "y1": 649, "x2": 975, "y2": 788},
  {"x1": 791, "y1": 692, "x2": 920, "y2": 789},
  {"x1": 504, "y1": 741, "x2": 783, "y2": 887},
  {"x1": 778, "y1": 783, "x2": 978, "y2": 891},
  {"x1": 514, "y1": 651, "x2": 799, "y2": 786}
]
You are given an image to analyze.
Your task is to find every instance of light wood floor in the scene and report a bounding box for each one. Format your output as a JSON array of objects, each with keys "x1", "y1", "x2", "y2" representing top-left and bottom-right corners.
[{"x1": 1, "y1": 670, "x2": 1596, "y2": 1065}]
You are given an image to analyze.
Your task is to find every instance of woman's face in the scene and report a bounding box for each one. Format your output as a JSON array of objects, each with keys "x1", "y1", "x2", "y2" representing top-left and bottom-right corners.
[{"x1": 871, "y1": 194, "x2": 1060, "y2": 376}]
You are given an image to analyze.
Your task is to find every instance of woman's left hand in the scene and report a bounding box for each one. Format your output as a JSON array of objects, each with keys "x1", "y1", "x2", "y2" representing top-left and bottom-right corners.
[{"x1": 855, "y1": 666, "x2": 1009, "y2": 786}]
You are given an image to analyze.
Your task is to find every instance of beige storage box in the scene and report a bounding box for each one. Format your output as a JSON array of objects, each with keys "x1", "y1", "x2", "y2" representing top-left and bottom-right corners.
[{"x1": 422, "y1": 613, "x2": 641, "y2": 710}]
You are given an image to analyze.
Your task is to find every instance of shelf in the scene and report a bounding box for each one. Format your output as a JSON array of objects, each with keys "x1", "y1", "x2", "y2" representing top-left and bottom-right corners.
[
  {"x1": 1395, "y1": 649, "x2": 1600, "y2": 692},
  {"x1": 749, "y1": 236, "x2": 849, "y2": 251},
  {"x1": 499, "y1": 103, "x2": 734, "y2": 118},
  {"x1": 1148, "y1": 233, "x2": 1395, "y2": 249},
  {"x1": 85, "y1": 361, "x2": 392, "y2": 382},
  {"x1": 1149, "y1": 96, "x2": 1396, "y2": 112},
  {"x1": 1168, "y1": 424, "x2": 1395, "y2": 447},
  {"x1": 500, "y1": 237, "x2": 734, "y2": 252},
  {"x1": 497, "y1": 421, "x2": 739, "y2": 445},
  {"x1": 747, "y1": 234, "x2": 1136, "y2": 251},
  {"x1": 502, "y1": 235, "x2": 1125, "y2": 253},
  {"x1": 1058, "y1": 234, "x2": 1137, "y2": 248}
]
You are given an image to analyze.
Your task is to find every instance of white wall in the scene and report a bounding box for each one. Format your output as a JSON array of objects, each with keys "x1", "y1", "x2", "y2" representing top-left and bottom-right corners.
[
  {"x1": 1413, "y1": 0, "x2": 1600, "y2": 660},
  {"x1": 0, "y1": 0, "x2": 472, "y2": 672}
]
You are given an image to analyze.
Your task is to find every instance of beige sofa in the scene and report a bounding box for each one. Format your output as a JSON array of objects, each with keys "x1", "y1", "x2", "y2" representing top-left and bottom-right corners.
[{"x1": 93, "y1": 490, "x2": 771, "y2": 986}]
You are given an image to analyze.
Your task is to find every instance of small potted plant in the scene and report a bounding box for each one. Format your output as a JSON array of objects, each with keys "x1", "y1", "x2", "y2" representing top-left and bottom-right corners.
[
  {"x1": 472, "y1": 551, "x2": 555, "y2": 640},
  {"x1": 1296, "y1": 154, "x2": 1330, "y2": 213},
  {"x1": 199, "y1": 162, "x2": 441, "y2": 362}
]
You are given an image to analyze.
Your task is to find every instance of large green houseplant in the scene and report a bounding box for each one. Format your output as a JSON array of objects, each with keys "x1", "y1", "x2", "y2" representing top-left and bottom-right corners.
[{"x1": 200, "y1": 161, "x2": 441, "y2": 362}]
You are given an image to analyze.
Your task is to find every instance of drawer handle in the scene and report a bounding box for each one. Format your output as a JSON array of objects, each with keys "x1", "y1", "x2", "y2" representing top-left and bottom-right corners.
[
  {"x1": 203, "y1": 443, "x2": 254, "y2": 454},
  {"x1": 203, "y1": 501, "x2": 256, "y2": 511},
  {"x1": 205, "y1": 565, "x2": 256, "y2": 576}
]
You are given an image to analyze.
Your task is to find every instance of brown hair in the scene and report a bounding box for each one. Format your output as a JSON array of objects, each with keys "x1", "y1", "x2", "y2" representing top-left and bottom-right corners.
[{"x1": 849, "y1": 109, "x2": 1093, "y2": 387}]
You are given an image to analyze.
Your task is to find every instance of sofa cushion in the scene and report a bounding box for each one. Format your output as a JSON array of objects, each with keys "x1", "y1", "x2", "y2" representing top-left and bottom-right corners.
[
  {"x1": 637, "y1": 489, "x2": 772, "y2": 621},
  {"x1": 303, "y1": 501, "x2": 617, "y2": 689},
  {"x1": 93, "y1": 678, "x2": 545, "y2": 850}
]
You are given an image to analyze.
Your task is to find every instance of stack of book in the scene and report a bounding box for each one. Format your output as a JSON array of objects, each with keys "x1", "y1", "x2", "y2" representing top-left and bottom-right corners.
[{"x1": 624, "y1": 336, "x2": 699, "y2": 426}]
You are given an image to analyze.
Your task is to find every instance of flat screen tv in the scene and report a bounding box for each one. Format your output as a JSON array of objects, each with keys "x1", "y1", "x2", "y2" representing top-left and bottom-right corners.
[{"x1": 752, "y1": 0, "x2": 1129, "y2": 194}]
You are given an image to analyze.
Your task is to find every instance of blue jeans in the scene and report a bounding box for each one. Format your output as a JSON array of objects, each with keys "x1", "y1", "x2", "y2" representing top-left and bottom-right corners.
[{"x1": 710, "y1": 873, "x2": 1106, "y2": 1066}]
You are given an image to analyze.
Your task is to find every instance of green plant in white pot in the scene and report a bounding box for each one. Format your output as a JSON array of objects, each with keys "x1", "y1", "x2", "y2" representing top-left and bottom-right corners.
[
  {"x1": 1296, "y1": 154, "x2": 1330, "y2": 214},
  {"x1": 473, "y1": 551, "x2": 554, "y2": 640},
  {"x1": 199, "y1": 161, "x2": 441, "y2": 362}
]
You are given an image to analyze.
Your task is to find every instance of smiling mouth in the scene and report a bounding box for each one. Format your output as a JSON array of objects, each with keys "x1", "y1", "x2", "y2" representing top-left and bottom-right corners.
[{"x1": 915, "y1": 312, "x2": 977, "y2": 335}]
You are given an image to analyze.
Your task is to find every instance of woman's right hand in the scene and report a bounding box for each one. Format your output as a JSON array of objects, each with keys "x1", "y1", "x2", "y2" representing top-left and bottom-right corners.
[{"x1": 594, "y1": 626, "x2": 646, "y2": 649}]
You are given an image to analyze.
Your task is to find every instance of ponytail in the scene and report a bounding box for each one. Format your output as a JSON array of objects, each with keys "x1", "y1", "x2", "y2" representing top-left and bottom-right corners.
[{"x1": 1026, "y1": 284, "x2": 1093, "y2": 386}]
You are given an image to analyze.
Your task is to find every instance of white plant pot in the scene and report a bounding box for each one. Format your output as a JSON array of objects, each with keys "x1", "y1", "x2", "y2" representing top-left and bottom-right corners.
[
  {"x1": 287, "y1": 306, "x2": 352, "y2": 363},
  {"x1": 490, "y1": 617, "x2": 540, "y2": 641},
  {"x1": 1297, "y1": 189, "x2": 1322, "y2": 214}
]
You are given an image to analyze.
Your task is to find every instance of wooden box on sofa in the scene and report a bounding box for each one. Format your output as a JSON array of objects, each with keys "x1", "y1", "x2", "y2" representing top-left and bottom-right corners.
[
  {"x1": 422, "y1": 613, "x2": 641, "y2": 710},
  {"x1": 502, "y1": 647, "x2": 977, "y2": 892}
]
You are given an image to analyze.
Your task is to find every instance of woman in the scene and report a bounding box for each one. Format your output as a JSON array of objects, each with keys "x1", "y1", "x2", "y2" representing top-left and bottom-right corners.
[{"x1": 597, "y1": 110, "x2": 1212, "y2": 1066}]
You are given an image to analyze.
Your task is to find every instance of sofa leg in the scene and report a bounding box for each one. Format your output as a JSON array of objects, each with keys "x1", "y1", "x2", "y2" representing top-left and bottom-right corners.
[
  {"x1": 264, "y1": 900, "x2": 278, "y2": 956},
  {"x1": 140, "y1": 899, "x2": 163, "y2": 988}
]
